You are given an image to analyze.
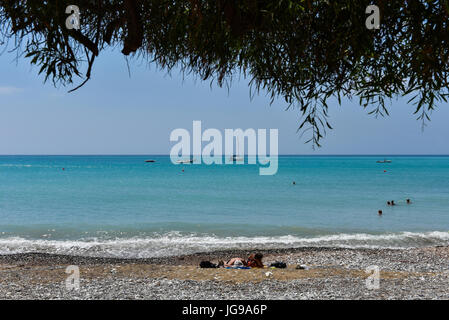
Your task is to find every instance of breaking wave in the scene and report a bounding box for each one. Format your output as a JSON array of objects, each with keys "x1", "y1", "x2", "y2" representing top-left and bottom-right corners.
[{"x1": 0, "y1": 231, "x2": 448, "y2": 258}]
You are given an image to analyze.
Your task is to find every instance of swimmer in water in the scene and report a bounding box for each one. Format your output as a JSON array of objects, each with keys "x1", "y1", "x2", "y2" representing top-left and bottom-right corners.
[
  {"x1": 406, "y1": 199, "x2": 411, "y2": 204},
  {"x1": 378, "y1": 210, "x2": 383, "y2": 215}
]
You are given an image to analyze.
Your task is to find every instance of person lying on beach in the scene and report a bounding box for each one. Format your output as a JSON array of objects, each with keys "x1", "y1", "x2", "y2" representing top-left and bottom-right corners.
[
  {"x1": 246, "y1": 253, "x2": 264, "y2": 268},
  {"x1": 224, "y1": 257, "x2": 247, "y2": 268}
]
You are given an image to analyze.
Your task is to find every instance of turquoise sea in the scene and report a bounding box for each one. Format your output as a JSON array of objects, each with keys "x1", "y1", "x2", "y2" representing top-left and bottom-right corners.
[{"x1": 0, "y1": 155, "x2": 448, "y2": 258}]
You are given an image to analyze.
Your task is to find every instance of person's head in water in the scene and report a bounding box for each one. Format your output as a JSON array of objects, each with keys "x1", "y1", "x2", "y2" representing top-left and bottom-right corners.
[
  {"x1": 391, "y1": 200, "x2": 395, "y2": 205},
  {"x1": 378, "y1": 210, "x2": 383, "y2": 215},
  {"x1": 387, "y1": 201, "x2": 391, "y2": 205},
  {"x1": 406, "y1": 199, "x2": 411, "y2": 204},
  {"x1": 292, "y1": 181, "x2": 296, "y2": 185}
]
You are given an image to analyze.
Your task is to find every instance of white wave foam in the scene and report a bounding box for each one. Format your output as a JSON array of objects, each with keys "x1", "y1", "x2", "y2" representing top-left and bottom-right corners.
[{"x1": 0, "y1": 231, "x2": 448, "y2": 258}]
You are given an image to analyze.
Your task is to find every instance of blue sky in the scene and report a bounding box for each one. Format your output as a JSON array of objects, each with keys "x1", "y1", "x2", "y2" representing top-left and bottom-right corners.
[{"x1": 0, "y1": 48, "x2": 448, "y2": 155}]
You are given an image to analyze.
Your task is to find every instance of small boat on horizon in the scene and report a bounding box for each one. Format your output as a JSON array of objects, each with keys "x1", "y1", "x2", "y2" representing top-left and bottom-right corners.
[
  {"x1": 229, "y1": 139, "x2": 243, "y2": 162},
  {"x1": 229, "y1": 155, "x2": 244, "y2": 161},
  {"x1": 145, "y1": 159, "x2": 156, "y2": 163},
  {"x1": 176, "y1": 159, "x2": 194, "y2": 164},
  {"x1": 376, "y1": 159, "x2": 392, "y2": 163}
]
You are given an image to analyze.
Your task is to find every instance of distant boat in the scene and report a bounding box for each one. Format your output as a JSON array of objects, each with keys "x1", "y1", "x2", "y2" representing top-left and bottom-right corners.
[
  {"x1": 376, "y1": 159, "x2": 392, "y2": 163},
  {"x1": 176, "y1": 159, "x2": 193, "y2": 164},
  {"x1": 145, "y1": 160, "x2": 156, "y2": 163},
  {"x1": 229, "y1": 139, "x2": 243, "y2": 162},
  {"x1": 229, "y1": 155, "x2": 244, "y2": 161}
]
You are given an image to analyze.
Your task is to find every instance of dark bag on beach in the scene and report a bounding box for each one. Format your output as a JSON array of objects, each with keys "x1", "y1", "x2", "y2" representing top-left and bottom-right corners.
[
  {"x1": 270, "y1": 261, "x2": 287, "y2": 269},
  {"x1": 199, "y1": 260, "x2": 218, "y2": 268}
]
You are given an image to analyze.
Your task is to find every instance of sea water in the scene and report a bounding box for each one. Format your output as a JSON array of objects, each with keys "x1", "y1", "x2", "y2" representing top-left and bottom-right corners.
[{"x1": 0, "y1": 155, "x2": 448, "y2": 258}]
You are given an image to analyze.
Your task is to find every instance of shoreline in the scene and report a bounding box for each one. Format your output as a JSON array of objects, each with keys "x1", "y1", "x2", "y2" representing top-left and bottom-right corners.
[
  {"x1": 1, "y1": 246, "x2": 448, "y2": 299},
  {"x1": 1, "y1": 244, "x2": 448, "y2": 265},
  {"x1": 0, "y1": 246, "x2": 416, "y2": 266}
]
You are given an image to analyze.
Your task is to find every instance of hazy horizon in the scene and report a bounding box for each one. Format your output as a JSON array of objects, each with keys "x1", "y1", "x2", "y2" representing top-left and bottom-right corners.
[{"x1": 1, "y1": 154, "x2": 449, "y2": 156}]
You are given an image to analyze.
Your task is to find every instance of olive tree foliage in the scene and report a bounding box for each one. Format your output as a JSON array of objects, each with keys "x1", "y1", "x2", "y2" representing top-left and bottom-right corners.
[{"x1": 1, "y1": 0, "x2": 448, "y2": 146}]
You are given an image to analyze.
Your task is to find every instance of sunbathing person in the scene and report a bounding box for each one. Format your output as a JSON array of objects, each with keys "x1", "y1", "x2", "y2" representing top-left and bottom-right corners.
[
  {"x1": 224, "y1": 257, "x2": 247, "y2": 268},
  {"x1": 246, "y1": 253, "x2": 264, "y2": 268}
]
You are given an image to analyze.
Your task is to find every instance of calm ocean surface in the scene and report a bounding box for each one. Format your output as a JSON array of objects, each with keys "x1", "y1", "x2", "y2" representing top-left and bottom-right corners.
[{"x1": 0, "y1": 155, "x2": 448, "y2": 257}]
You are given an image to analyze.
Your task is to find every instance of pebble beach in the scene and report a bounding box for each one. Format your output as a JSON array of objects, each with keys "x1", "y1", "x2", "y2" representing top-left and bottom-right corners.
[{"x1": 1, "y1": 246, "x2": 448, "y2": 300}]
